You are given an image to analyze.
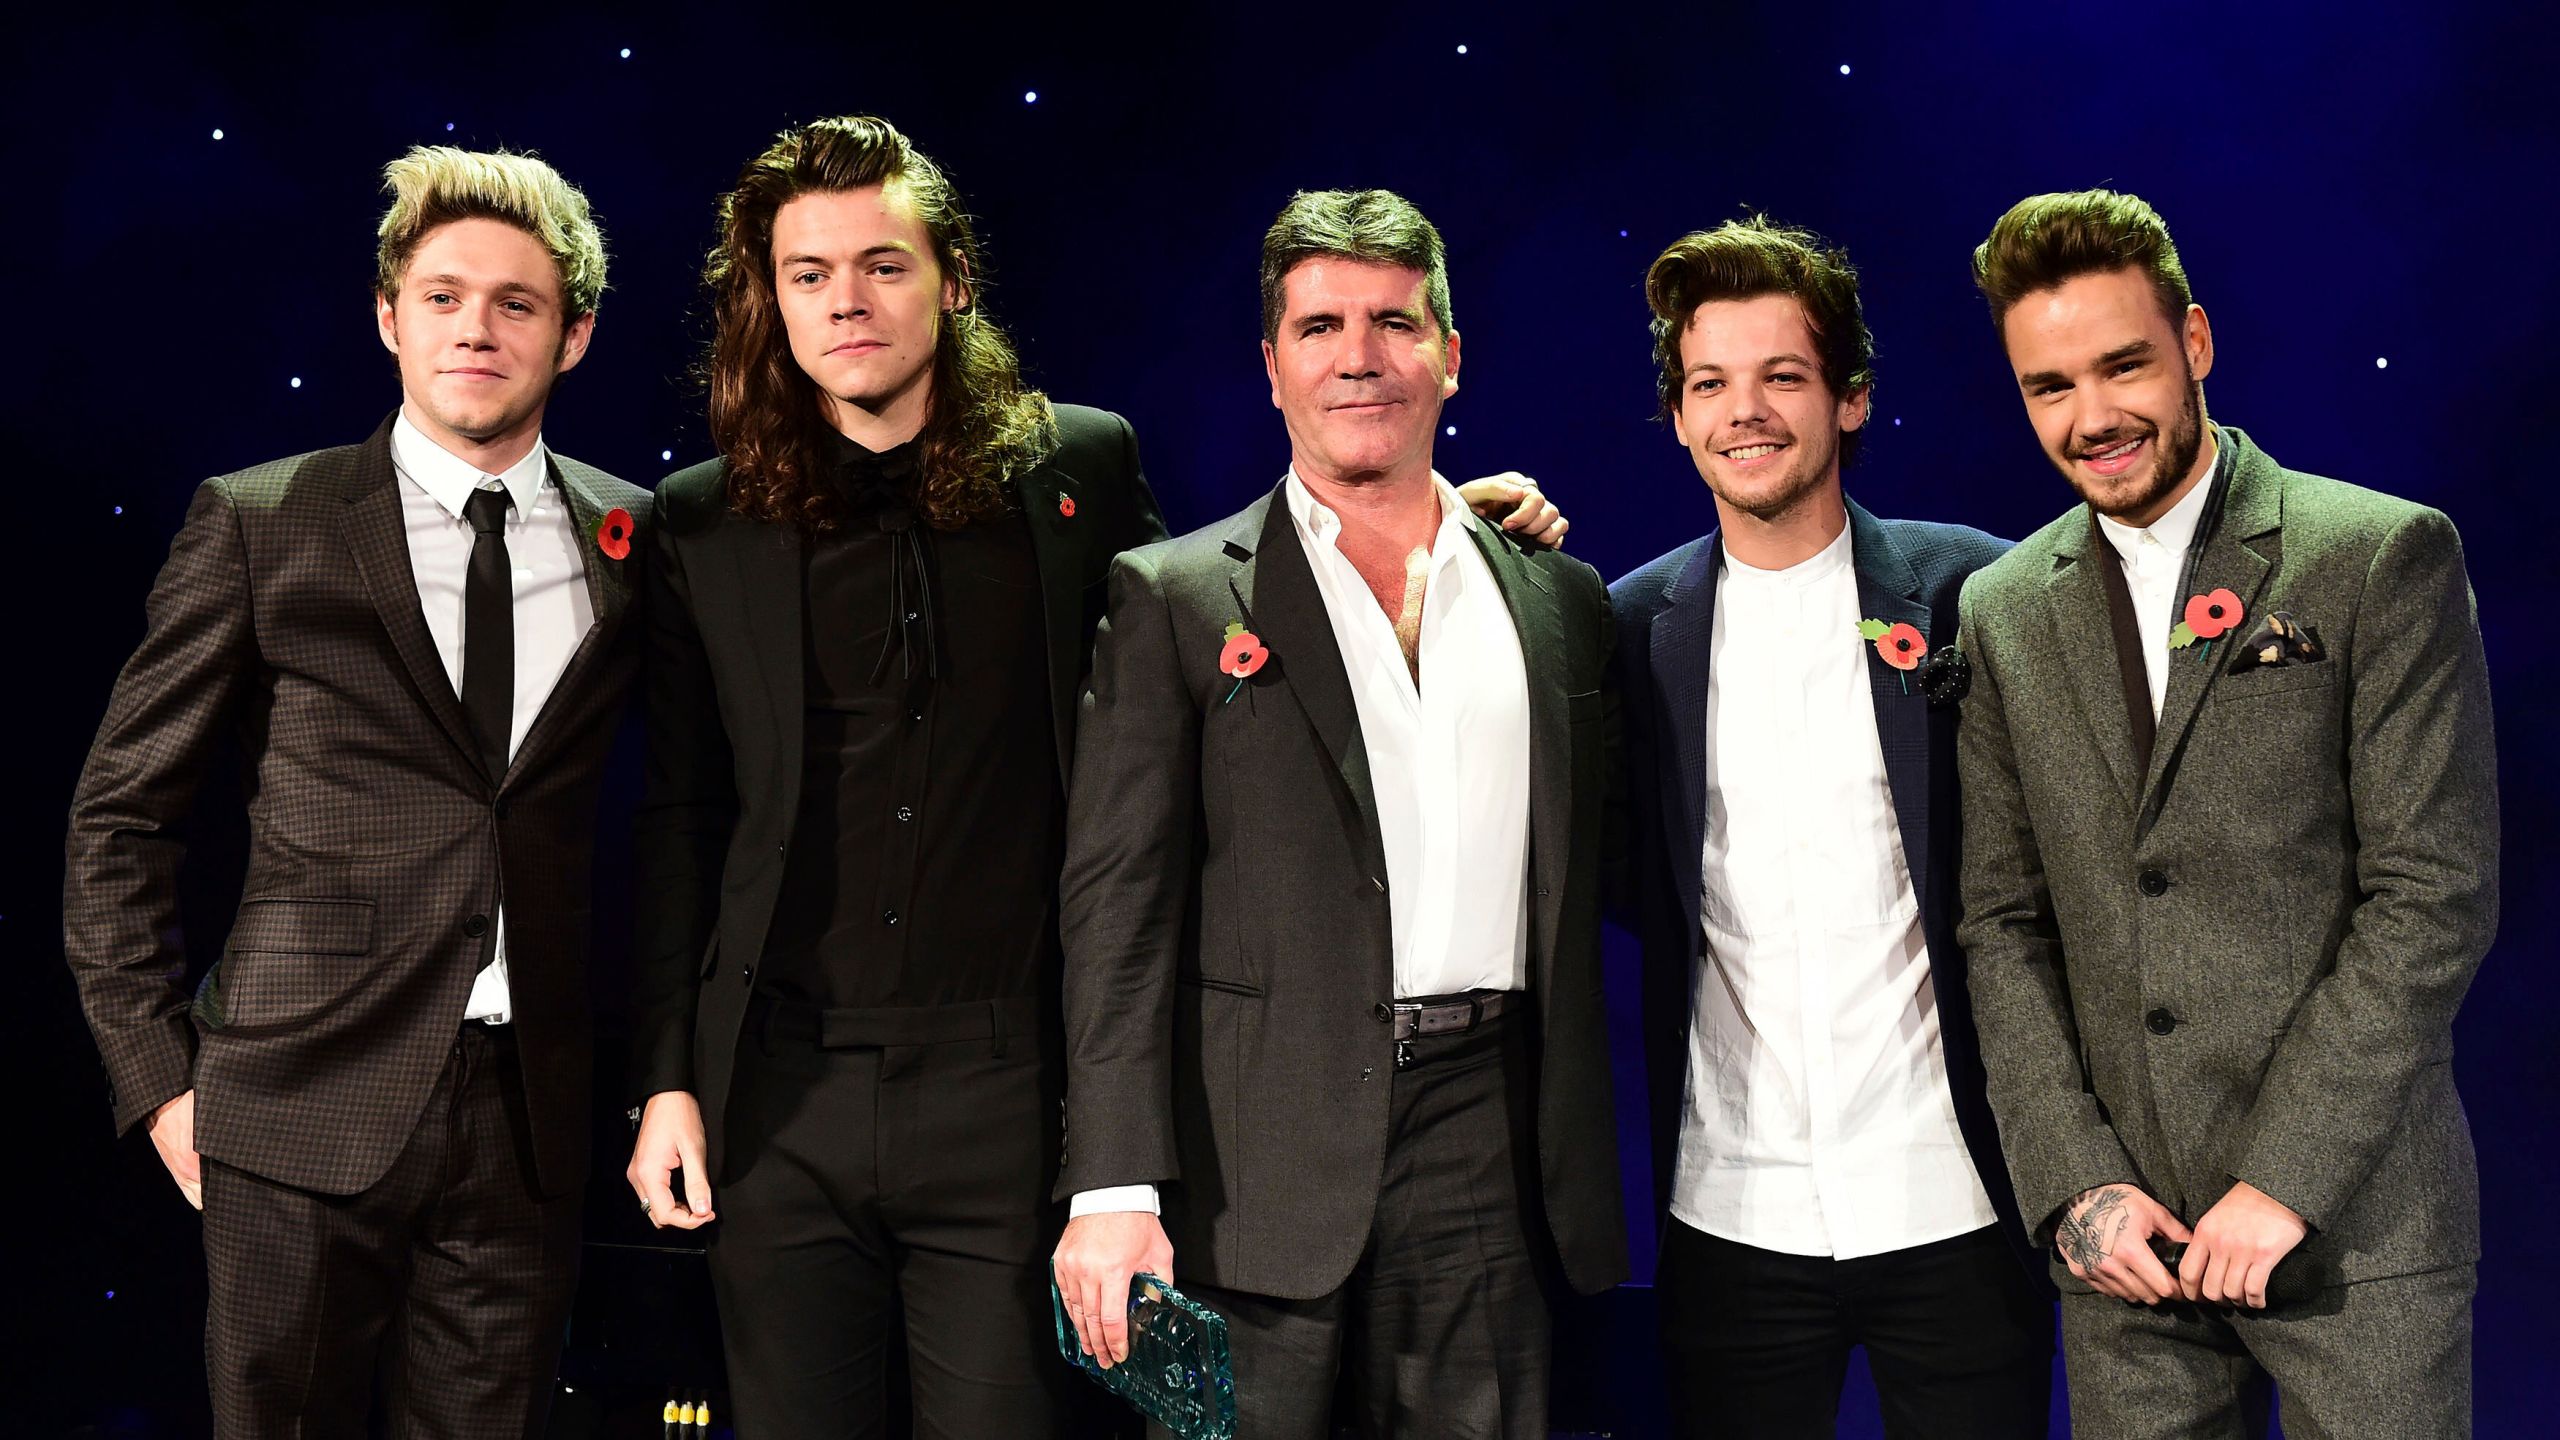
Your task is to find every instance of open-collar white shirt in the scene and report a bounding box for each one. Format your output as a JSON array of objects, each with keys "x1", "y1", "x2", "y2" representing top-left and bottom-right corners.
[{"x1": 2094, "y1": 428, "x2": 2222, "y2": 720}]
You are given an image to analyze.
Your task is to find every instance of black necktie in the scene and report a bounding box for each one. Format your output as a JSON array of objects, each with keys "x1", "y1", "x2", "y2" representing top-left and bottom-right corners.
[{"x1": 462, "y1": 486, "x2": 515, "y2": 783}]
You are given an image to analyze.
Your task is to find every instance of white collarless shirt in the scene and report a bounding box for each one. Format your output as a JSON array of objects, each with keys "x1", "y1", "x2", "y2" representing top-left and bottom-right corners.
[
  {"x1": 2093, "y1": 429, "x2": 2221, "y2": 720},
  {"x1": 1672, "y1": 523, "x2": 1996, "y2": 1260},
  {"x1": 1068, "y1": 473, "x2": 1534, "y2": 1221},
  {"x1": 390, "y1": 409, "x2": 595, "y2": 1023}
]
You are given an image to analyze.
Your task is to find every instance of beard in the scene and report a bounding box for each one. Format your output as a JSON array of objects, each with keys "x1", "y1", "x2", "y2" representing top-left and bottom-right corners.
[
  {"x1": 1701, "y1": 422, "x2": 1840, "y2": 525},
  {"x1": 2064, "y1": 379, "x2": 2207, "y2": 521}
]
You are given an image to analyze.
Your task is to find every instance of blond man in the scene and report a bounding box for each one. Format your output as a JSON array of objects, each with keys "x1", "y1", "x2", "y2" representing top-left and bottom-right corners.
[{"x1": 64, "y1": 146, "x2": 648, "y2": 1438}]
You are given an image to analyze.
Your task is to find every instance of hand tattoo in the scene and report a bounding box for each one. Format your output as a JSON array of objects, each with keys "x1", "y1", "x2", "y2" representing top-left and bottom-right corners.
[{"x1": 2057, "y1": 1185, "x2": 2132, "y2": 1272}]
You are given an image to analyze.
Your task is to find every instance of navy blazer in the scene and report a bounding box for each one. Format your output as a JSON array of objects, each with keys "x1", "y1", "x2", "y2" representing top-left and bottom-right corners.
[{"x1": 1608, "y1": 497, "x2": 2035, "y2": 1274}]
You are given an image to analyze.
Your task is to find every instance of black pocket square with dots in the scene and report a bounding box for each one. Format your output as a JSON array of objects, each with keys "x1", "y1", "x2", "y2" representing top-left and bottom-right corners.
[{"x1": 2226, "y1": 610, "x2": 2327, "y2": 673}]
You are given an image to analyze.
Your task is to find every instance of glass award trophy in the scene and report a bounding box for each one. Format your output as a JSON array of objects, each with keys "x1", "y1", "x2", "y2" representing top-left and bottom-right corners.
[{"x1": 1052, "y1": 1272, "x2": 1235, "y2": 1440}]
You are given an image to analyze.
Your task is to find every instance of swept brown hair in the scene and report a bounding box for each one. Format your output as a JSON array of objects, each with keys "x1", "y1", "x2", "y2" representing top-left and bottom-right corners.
[
  {"x1": 1971, "y1": 188, "x2": 2193, "y2": 332},
  {"x1": 703, "y1": 115, "x2": 1055, "y2": 532},
  {"x1": 1644, "y1": 215, "x2": 1875, "y2": 468}
]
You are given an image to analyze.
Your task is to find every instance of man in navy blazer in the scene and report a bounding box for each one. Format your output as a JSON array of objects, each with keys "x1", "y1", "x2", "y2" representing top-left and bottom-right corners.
[{"x1": 1608, "y1": 218, "x2": 2050, "y2": 1437}]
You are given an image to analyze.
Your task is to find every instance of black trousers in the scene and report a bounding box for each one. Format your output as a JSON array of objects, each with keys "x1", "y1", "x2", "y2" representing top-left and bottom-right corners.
[
  {"x1": 201, "y1": 1023, "x2": 582, "y2": 1440},
  {"x1": 1171, "y1": 1008, "x2": 1552, "y2": 1440},
  {"x1": 709, "y1": 994, "x2": 1078, "y2": 1440},
  {"x1": 1657, "y1": 1217, "x2": 2052, "y2": 1439}
]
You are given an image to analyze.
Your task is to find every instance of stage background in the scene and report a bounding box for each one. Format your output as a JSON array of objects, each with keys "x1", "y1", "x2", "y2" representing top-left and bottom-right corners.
[{"x1": 11, "y1": 2, "x2": 2553, "y2": 1434}]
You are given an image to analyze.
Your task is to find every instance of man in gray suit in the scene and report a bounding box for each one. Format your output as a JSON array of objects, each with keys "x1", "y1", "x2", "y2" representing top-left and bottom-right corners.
[
  {"x1": 1953, "y1": 188, "x2": 2496, "y2": 1437},
  {"x1": 1049, "y1": 189, "x2": 1627, "y2": 1439}
]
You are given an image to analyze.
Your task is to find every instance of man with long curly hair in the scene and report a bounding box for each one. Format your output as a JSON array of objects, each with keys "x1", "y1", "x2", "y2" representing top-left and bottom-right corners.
[{"x1": 622, "y1": 116, "x2": 1563, "y2": 1437}]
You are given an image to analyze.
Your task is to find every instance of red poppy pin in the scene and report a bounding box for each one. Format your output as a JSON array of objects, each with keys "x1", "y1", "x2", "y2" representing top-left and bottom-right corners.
[
  {"x1": 1857, "y1": 618, "x2": 1927, "y2": 693},
  {"x1": 2169, "y1": 587, "x2": 2244, "y2": 661},
  {"x1": 1218, "y1": 621, "x2": 1269, "y2": 703},
  {"x1": 596, "y1": 507, "x2": 635, "y2": 561},
  {"x1": 1058, "y1": 494, "x2": 1077, "y2": 519}
]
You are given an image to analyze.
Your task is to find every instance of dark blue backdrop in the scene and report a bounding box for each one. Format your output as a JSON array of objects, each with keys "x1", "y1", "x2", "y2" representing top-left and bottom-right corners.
[{"x1": 16, "y1": 3, "x2": 2554, "y2": 1434}]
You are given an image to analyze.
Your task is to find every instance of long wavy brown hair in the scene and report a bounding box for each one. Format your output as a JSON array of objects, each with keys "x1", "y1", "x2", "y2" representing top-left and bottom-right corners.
[{"x1": 703, "y1": 115, "x2": 1056, "y2": 532}]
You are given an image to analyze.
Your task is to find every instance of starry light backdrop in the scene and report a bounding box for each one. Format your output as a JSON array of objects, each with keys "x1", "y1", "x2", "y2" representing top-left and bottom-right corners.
[{"x1": 12, "y1": 3, "x2": 2554, "y2": 1434}]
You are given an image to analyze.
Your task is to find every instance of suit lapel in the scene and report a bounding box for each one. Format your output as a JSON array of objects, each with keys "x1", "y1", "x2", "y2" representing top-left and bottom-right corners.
[
  {"x1": 2043, "y1": 511, "x2": 2145, "y2": 814},
  {"x1": 2137, "y1": 437, "x2": 2282, "y2": 832},
  {"x1": 1013, "y1": 457, "x2": 1087, "y2": 784},
  {"x1": 504, "y1": 457, "x2": 630, "y2": 785},
  {"x1": 1649, "y1": 536, "x2": 1721, "y2": 939},
  {"x1": 731, "y1": 511, "x2": 807, "y2": 817},
  {"x1": 1231, "y1": 481, "x2": 1383, "y2": 866},
  {"x1": 339, "y1": 414, "x2": 485, "y2": 780},
  {"x1": 1847, "y1": 501, "x2": 1935, "y2": 906},
  {"x1": 1465, "y1": 515, "x2": 1568, "y2": 973}
]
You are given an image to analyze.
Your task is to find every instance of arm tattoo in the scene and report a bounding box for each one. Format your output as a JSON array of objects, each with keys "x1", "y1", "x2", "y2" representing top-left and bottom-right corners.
[{"x1": 2057, "y1": 1186, "x2": 2132, "y2": 1271}]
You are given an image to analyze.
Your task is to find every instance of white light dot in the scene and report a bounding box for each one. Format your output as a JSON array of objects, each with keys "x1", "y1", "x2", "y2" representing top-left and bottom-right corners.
[
  {"x1": 661, "y1": 449, "x2": 673, "y2": 461},
  {"x1": 1024, "y1": 90, "x2": 1038, "y2": 103},
  {"x1": 1840, "y1": 64, "x2": 1852, "y2": 75},
  {"x1": 1894, "y1": 417, "x2": 1902, "y2": 426},
  {"x1": 619, "y1": 47, "x2": 631, "y2": 59},
  {"x1": 445, "y1": 122, "x2": 456, "y2": 132},
  {"x1": 1619, "y1": 229, "x2": 1629, "y2": 237},
  {"x1": 113, "y1": 505, "x2": 124, "y2": 515},
  {"x1": 1457, "y1": 44, "x2": 1469, "y2": 55},
  {"x1": 290, "y1": 377, "x2": 302, "y2": 389},
  {"x1": 211, "y1": 128, "x2": 224, "y2": 140},
  {"x1": 1445, "y1": 425, "x2": 1458, "y2": 436},
  {"x1": 2375, "y1": 356, "x2": 2389, "y2": 369}
]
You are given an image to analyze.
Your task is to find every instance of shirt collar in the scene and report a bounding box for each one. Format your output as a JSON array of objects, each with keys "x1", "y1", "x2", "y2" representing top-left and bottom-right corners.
[
  {"x1": 2094, "y1": 425, "x2": 2221, "y2": 567},
  {"x1": 1719, "y1": 513, "x2": 1853, "y2": 590},
  {"x1": 392, "y1": 408, "x2": 551, "y2": 521},
  {"x1": 1283, "y1": 469, "x2": 1472, "y2": 560}
]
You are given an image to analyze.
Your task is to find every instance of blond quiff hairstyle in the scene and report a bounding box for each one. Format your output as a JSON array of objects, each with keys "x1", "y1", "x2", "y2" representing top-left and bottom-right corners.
[{"x1": 374, "y1": 146, "x2": 609, "y2": 316}]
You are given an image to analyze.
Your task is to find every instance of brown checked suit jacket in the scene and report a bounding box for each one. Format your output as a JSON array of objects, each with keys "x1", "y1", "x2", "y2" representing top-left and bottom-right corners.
[{"x1": 64, "y1": 411, "x2": 650, "y2": 1197}]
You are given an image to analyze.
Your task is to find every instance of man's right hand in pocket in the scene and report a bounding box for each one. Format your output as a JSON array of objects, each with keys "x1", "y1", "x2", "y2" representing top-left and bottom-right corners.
[
  {"x1": 1052, "y1": 1211, "x2": 1175, "y2": 1369},
  {"x1": 148, "y1": 1090, "x2": 202, "y2": 1210}
]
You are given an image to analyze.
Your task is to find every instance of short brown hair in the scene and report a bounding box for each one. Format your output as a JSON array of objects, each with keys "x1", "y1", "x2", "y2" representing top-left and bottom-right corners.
[
  {"x1": 1972, "y1": 189, "x2": 2193, "y2": 332},
  {"x1": 1259, "y1": 189, "x2": 1454, "y2": 344},
  {"x1": 702, "y1": 115, "x2": 1055, "y2": 533},
  {"x1": 1644, "y1": 216, "x2": 1875, "y2": 467},
  {"x1": 375, "y1": 146, "x2": 608, "y2": 317}
]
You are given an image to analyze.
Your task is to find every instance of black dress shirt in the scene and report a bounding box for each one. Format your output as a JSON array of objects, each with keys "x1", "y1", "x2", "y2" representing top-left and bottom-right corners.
[{"x1": 760, "y1": 433, "x2": 1060, "y2": 1007}]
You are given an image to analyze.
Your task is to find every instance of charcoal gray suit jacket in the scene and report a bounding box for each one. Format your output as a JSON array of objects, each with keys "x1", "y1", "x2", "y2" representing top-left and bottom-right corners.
[
  {"x1": 1955, "y1": 426, "x2": 2497, "y2": 1287},
  {"x1": 1055, "y1": 478, "x2": 1630, "y2": 1300},
  {"x1": 64, "y1": 411, "x2": 649, "y2": 1197}
]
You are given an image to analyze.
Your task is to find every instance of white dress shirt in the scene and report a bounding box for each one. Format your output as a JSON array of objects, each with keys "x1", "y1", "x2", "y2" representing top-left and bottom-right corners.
[
  {"x1": 2093, "y1": 428, "x2": 2221, "y2": 720},
  {"x1": 1069, "y1": 473, "x2": 1534, "y2": 1220},
  {"x1": 1670, "y1": 523, "x2": 1997, "y2": 1260},
  {"x1": 391, "y1": 409, "x2": 595, "y2": 1024}
]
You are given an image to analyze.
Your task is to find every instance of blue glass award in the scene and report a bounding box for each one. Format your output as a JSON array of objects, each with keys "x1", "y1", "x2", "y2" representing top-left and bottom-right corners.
[{"x1": 1052, "y1": 1272, "x2": 1235, "y2": 1440}]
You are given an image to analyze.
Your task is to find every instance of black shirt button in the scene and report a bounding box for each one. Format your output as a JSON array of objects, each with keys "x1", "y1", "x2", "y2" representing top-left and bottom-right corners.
[
  {"x1": 895, "y1": 806, "x2": 914, "y2": 822},
  {"x1": 463, "y1": 914, "x2": 489, "y2": 938},
  {"x1": 2138, "y1": 870, "x2": 2170, "y2": 897},
  {"x1": 883, "y1": 910, "x2": 900, "y2": 927},
  {"x1": 2146, "y1": 1008, "x2": 2177, "y2": 1036}
]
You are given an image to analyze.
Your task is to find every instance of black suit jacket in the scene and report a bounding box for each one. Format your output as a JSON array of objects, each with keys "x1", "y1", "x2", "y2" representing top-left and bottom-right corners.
[
  {"x1": 1609, "y1": 499, "x2": 2036, "y2": 1272},
  {"x1": 64, "y1": 411, "x2": 649, "y2": 1197},
  {"x1": 1055, "y1": 479, "x2": 1630, "y2": 1300},
  {"x1": 629, "y1": 403, "x2": 1166, "y2": 1174}
]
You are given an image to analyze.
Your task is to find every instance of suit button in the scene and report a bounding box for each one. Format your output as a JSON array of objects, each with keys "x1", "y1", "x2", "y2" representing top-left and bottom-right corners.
[
  {"x1": 1370, "y1": 876, "x2": 1386, "y2": 894},
  {"x1": 741, "y1": 965, "x2": 754, "y2": 987},
  {"x1": 2146, "y1": 1008, "x2": 2177, "y2": 1036},
  {"x1": 1374, "y1": 1003, "x2": 1392, "y2": 1023},
  {"x1": 883, "y1": 910, "x2": 900, "y2": 927},
  {"x1": 463, "y1": 914, "x2": 489, "y2": 938},
  {"x1": 493, "y1": 799, "x2": 510, "y2": 820},
  {"x1": 2138, "y1": 870, "x2": 2170, "y2": 897},
  {"x1": 895, "y1": 806, "x2": 913, "y2": 822}
]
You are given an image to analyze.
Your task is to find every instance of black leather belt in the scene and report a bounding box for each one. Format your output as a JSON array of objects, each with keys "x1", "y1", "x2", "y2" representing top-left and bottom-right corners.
[
  {"x1": 1390, "y1": 990, "x2": 1511, "y2": 1041},
  {"x1": 750, "y1": 991, "x2": 1040, "y2": 1051}
]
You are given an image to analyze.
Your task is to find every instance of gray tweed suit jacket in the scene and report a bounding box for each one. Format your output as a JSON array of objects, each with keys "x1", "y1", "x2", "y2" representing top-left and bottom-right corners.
[
  {"x1": 1055, "y1": 478, "x2": 1629, "y2": 1300},
  {"x1": 1954, "y1": 425, "x2": 2497, "y2": 1289},
  {"x1": 64, "y1": 412, "x2": 649, "y2": 1197}
]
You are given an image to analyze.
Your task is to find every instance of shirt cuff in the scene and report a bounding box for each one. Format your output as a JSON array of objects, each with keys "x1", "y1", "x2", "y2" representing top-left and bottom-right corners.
[{"x1": 1069, "y1": 1184, "x2": 1161, "y2": 1218}]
